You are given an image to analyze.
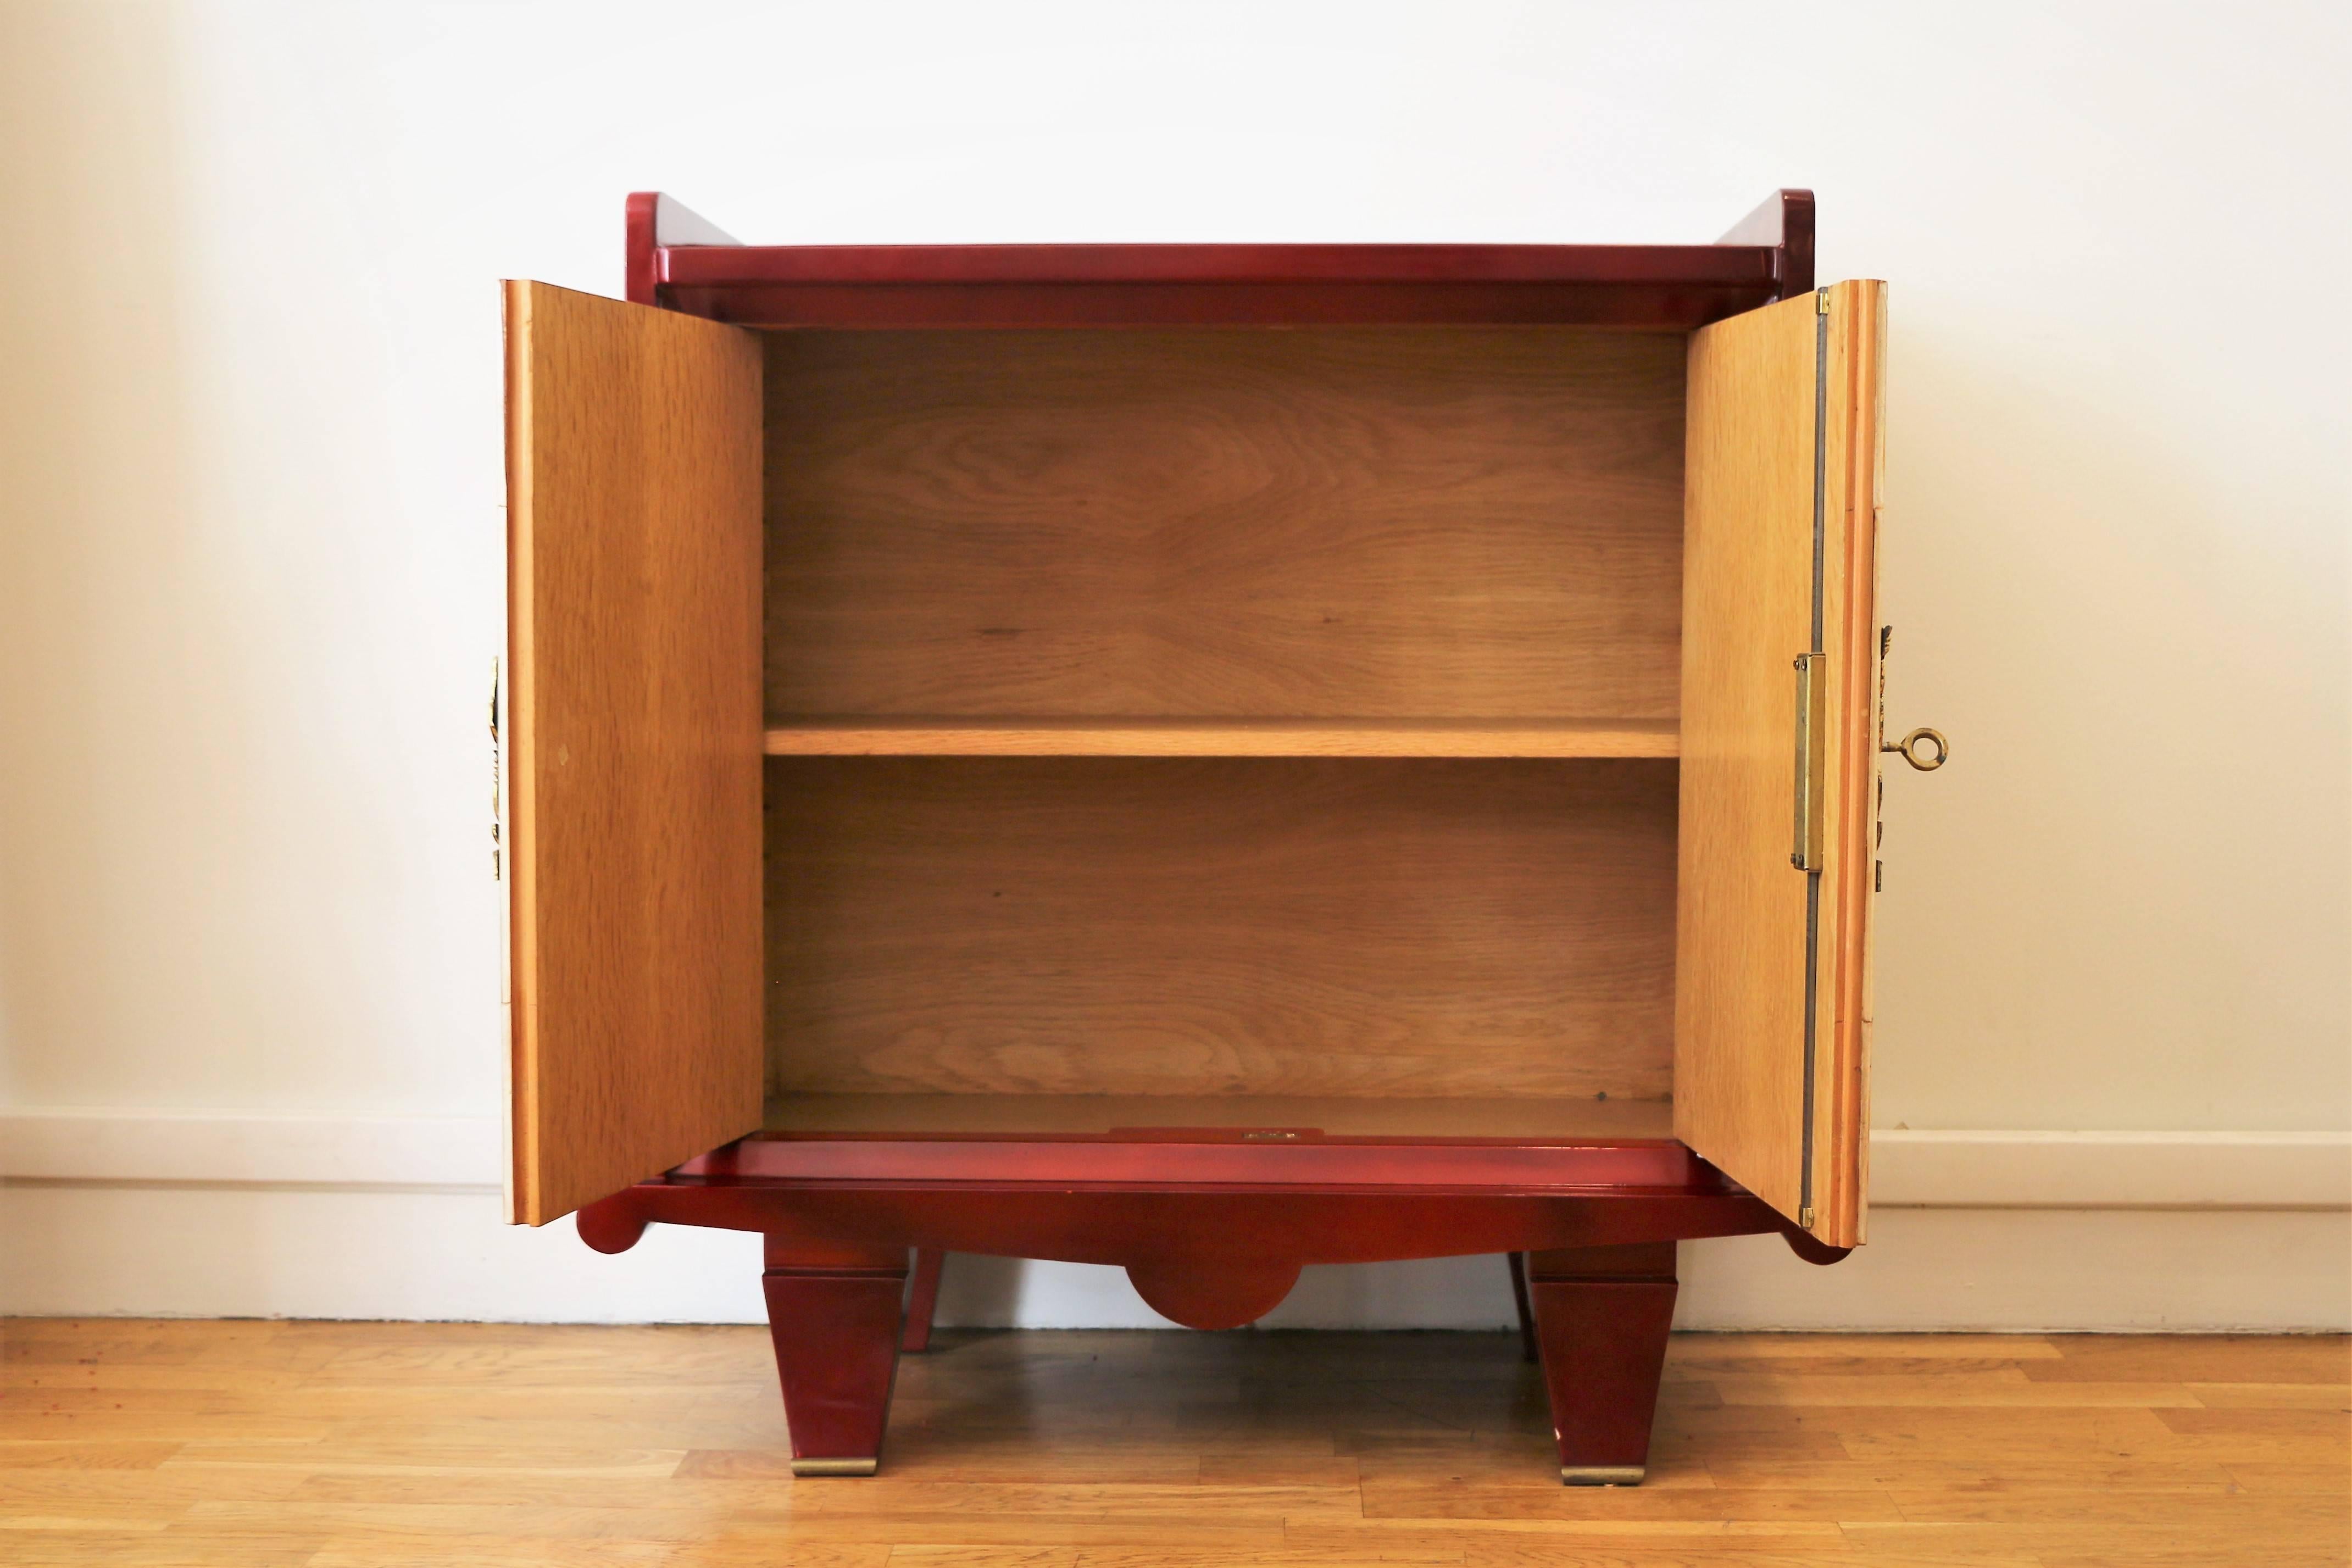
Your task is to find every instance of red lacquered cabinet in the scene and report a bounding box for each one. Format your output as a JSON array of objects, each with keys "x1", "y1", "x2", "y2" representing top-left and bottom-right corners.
[{"x1": 498, "y1": 188, "x2": 1936, "y2": 1482}]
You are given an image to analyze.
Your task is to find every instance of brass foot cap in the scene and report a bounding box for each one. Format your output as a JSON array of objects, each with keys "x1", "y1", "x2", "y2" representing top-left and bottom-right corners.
[
  {"x1": 791, "y1": 1457, "x2": 880, "y2": 1477},
  {"x1": 1561, "y1": 1465, "x2": 1645, "y2": 1487}
]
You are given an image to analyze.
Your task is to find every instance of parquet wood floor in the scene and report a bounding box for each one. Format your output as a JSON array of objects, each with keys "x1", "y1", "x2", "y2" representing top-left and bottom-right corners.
[{"x1": 3, "y1": 1318, "x2": 2343, "y2": 1566}]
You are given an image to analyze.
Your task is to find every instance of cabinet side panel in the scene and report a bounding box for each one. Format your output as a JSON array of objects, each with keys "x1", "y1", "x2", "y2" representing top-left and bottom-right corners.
[
  {"x1": 505, "y1": 281, "x2": 765, "y2": 1225},
  {"x1": 1673, "y1": 294, "x2": 1821, "y2": 1227},
  {"x1": 766, "y1": 758, "x2": 1676, "y2": 1103}
]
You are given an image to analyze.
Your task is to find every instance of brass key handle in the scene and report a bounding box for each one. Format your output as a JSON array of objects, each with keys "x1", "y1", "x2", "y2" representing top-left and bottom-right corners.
[
  {"x1": 1884, "y1": 727, "x2": 1948, "y2": 771},
  {"x1": 1877, "y1": 627, "x2": 1947, "y2": 771}
]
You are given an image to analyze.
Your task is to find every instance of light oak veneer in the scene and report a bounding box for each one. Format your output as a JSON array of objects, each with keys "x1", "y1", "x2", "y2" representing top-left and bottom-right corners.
[
  {"x1": 1674, "y1": 284, "x2": 1882, "y2": 1245},
  {"x1": 761, "y1": 1092, "x2": 1676, "y2": 1141},
  {"x1": 504, "y1": 281, "x2": 766, "y2": 1226},
  {"x1": 761, "y1": 715, "x2": 1679, "y2": 758},
  {"x1": 765, "y1": 758, "x2": 1678, "y2": 1104},
  {"x1": 763, "y1": 327, "x2": 1687, "y2": 721}
]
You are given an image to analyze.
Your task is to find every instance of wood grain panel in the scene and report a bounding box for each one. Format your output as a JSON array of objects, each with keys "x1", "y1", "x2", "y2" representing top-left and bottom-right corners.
[
  {"x1": 761, "y1": 716, "x2": 1677, "y2": 758},
  {"x1": 761, "y1": 1093, "x2": 1675, "y2": 1141},
  {"x1": 1672, "y1": 292, "x2": 1819, "y2": 1231},
  {"x1": 504, "y1": 280, "x2": 766, "y2": 1225},
  {"x1": 765, "y1": 758, "x2": 1676, "y2": 1102},
  {"x1": 1673, "y1": 284, "x2": 1881, "y2": 1245},
  {"x1": 763, "y1": 329, "x2": 1685, "y2": 720}
]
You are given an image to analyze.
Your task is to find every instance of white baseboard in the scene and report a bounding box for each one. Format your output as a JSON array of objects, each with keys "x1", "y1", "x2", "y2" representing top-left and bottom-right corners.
[
  {"x1": 5, "y1": 1110, "x2": 2345, "y2": 1208},
  {"x1": 4, "y1": 1186, "x2": 2343, "y2": 1331},
  {"x1": 4, "y1": 1110, "x2": 2347, "y2": 1330},
  {"x1": 1, "y1": 1110, "x2": 499, "y2": 1189},
  {"x1": 1869, "y1": 1127, "x2": 2350, "y2": 1209}
]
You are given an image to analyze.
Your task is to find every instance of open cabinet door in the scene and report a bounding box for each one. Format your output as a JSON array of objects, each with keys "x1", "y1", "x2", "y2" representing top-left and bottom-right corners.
[
  {"x1": 504, "y1": 281, "x2": 765, "y2": 1225},
  {"x1": 1676, "y1": 281, "x2": 1884, "y2": 1248}
]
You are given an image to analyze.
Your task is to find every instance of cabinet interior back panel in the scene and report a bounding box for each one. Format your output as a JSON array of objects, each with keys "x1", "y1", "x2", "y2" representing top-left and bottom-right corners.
[
  {"x1": 763, "y1": 329, "x2": 1686, "y2": 720},
  {"x1": 765, "y1": 758, "x2": 1677, "y2": 1101}
]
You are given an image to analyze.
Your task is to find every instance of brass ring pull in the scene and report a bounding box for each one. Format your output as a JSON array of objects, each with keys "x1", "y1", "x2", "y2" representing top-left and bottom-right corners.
[{"x1": 1884, "y1": 727, "x2": 1948, "y2": 771}]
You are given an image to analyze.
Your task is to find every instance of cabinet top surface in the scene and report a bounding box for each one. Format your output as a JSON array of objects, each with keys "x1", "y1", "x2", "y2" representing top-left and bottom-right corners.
[
  {"x1": 655, "y1": 244, "x2": 1788, "y2": 329},
  {"x1": 663, "y1": 242, "x2": 1782, "y2": 287},
  {"x1": 627, "y1": 190, "x2": 1817, "y2": 329}
]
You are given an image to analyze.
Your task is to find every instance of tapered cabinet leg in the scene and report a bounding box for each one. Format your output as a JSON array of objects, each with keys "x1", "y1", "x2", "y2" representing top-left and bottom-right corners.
[
  {"x1": 902, "y1": 1248, "x2": 945, "y2": 1353},
  {"x1": 1527, "y1": 1242, "x2": 1677, "y2": 1486},
  {"x1": 1505, "y1": 1252, "x2": 1538, "y2": 1364},
  {"x1": 761, "y1": 1240, "x2": 909, "y2": 1476}
]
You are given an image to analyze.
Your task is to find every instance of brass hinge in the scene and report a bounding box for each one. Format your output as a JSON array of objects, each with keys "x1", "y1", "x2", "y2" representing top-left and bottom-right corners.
[
  {"x1": 1791, "y1": 652, "x2": 1827, "y2": 871},
  {"x1": 1799, "y1": 1205, "x2": 1817, "y2": 1230},
  {"x1": 1817, "y1": 288, "x2": 1831, "y2": 315},
  {"x1": 488, "y1": 658, "x2": 503, "y2": 882},
  {"x1": 492, "y1": 654, "x2": 510, "y2": 1008}
]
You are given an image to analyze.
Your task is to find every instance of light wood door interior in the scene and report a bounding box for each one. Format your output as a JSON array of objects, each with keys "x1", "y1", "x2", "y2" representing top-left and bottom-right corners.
[
  {"x1": 1674, "y1": 282, "x2": 1882, "y2": 1245},
  {"x1": 505, "y1": 281, "x2": 766, "y2": 1226},
  {"x1": 761, "y1": 327, "x2": 1685, "y2": 729},
  {"x1": 765, "y1": 758, "x2": 1676, "y2": 1109}
]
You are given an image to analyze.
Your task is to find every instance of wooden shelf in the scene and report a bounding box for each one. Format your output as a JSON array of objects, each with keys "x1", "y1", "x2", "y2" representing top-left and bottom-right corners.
[
  {"x1": 763, "y1": 717, "x2": 1678, "y2": 759},
  {"x1": 761, "y1": 1092, "x2": 1675, "y2": 1143}
]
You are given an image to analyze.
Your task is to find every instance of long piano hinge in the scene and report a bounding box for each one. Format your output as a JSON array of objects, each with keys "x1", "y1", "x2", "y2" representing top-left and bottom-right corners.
[
  {"x1": 488, "y1": 657, "x2": 504, "y2": 882},
  {"x1": 1791, "y1": 652, "x2": 1827, "y2": 871}
]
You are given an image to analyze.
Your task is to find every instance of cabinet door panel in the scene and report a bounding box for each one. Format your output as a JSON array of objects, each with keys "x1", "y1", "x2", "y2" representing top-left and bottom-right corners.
[
  {"x1": 1675, "y1": 282, "x2": 1883, "y2": 1247},
  {"x1": 504, "y1": 281, "x2": 765, "y2": 1225}
]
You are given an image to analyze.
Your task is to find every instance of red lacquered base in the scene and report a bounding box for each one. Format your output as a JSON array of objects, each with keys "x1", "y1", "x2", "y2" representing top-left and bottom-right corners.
[
  {"x1": 899, "y1": 1248, "x2": 944, "y2": 1355},
  {"x1": 759, "y1": 1239, "x2": 907, "y2": 1475},
  {"x1": 576, "y1": 1132, "x2": 1844, "y2": 1481},
  {"x1": 1527, "y1": 1242, "x2": 1681, "y2": 1483}
]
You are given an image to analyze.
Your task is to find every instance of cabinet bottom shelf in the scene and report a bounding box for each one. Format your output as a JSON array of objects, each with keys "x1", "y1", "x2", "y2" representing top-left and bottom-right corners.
[{"x1": 758, "y1": 1092, "x2": 1673, "y2": 1143}]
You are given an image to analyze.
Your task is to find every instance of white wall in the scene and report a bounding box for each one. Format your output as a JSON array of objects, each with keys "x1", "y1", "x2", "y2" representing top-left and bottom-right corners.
[{"x1": 1, "y1": 0, "x2": 2346, "y2": 1328}]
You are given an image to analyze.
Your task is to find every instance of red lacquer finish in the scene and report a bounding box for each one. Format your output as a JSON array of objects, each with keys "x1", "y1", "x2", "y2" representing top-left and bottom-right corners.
[
  {"x1": 1783, "y1": 1228, "x2": 1854, "y2": 1266},
  {"x1": 626, "y1": 188, "x2": 1815, "y2": 329},
  {"x1": 903, "y1": 1247, "x2": 1547, "y2": 1350},
  {"x1": 761, "y1": 1238, "x2": 908, "y2": 1474},
  {"x1": 623, "y1": 190, "x2": 660, "y2": 307},
  {"x1": 626, "y1": 190, "x2": 740, "y2": 306},
  {"x1": 1716, "y1": 187, "x2": 1815, "y2": 299},
  {"x1": 1127, "y1": 1252, "x2": 1303, "y2": 1330},
  {"x1": 578, "y1": 1170, "x2": 1783, "y2": 1480},
  {"x1": 577, "y1": 1176, "x2": 1785, "y2": 1271},
  {"x1": 1506, "y1": 1250, "x2": 1540, "y2": 1364},
  {"x1": 1528, "y1": 1242, "x2": 1681, "y2": 1483},
  {"x1": 687, "y1": 1132, "x2": 1699, "y2": 1192},
  {"x1": 900, "y1": 1248, "x2": 943, "y2": 1353}
]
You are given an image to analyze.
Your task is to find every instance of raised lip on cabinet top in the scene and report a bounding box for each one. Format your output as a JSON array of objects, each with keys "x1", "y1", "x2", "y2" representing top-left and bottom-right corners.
[
  {"x1": 664, "y1": 242, "x2": 1780, "y2": 288},
  {"x1": 628, "y1": 191, "x2": 1817, "y2": 327},
  {"x1": 760, "y1": 716, "x2": 1678, "y2": 759}
]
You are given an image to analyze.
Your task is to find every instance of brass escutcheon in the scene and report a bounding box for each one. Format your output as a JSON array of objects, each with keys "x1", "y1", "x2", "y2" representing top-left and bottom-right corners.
[{"x1": 1883, "y1": 727, "x2": 1949, "y2": 771}]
